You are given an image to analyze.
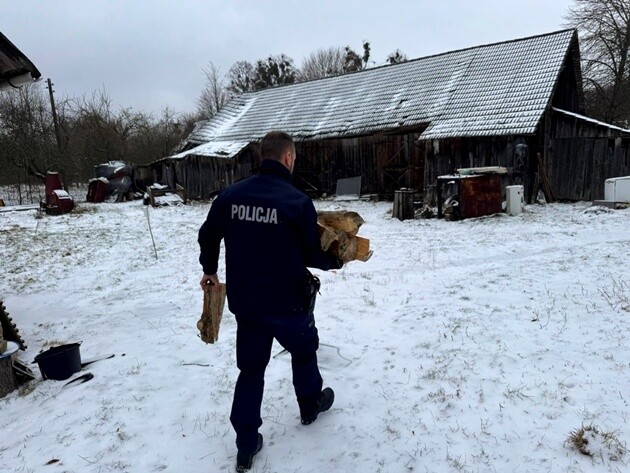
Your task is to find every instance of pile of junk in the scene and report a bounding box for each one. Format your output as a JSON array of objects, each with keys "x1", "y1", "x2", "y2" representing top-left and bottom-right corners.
[
  {"x1": 1, "y1": 300, "x2": 116, "y2": 397},
  {"x1": 86, "y1": 160, "x2": 188, "y2": 207},
  {"x1": 86, "y1": 161, "x2": 137, "y2": 203}
]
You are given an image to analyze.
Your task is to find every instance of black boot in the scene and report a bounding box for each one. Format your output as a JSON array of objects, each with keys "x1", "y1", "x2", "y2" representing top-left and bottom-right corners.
[
  {"x1": 236, "y1": 433, "x2": 263, "y2": 472},
  {"x1": 301, "y1": 387, "x2": 334, "y2": 425}
]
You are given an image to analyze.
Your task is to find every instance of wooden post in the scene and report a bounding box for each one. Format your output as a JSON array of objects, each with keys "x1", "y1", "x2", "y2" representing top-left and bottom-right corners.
[
  {"x1": 0, "y1": 355, "x2": 17, "y2": 398},
  {"x1": 436, "y1": 178, "x2": 444, "y2": 219},
  {"x1": 47, "y1": 78, "x2": 63, "y2": 155},
  {"x1": 537, "y1": 153, "x2": 556, "y2": 202},
  {"x1": 393, "y1": 188, "x2": 415, "y2": 220}
]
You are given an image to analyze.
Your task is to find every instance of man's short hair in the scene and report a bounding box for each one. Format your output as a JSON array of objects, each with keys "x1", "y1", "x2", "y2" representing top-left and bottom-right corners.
[{"x1": 260, "y1": 131, "x2": 294, "y2": 161}]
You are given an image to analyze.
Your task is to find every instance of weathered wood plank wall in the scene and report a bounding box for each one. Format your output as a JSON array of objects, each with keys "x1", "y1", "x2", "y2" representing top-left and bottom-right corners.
[
  {"x1": 295, "y1": 133, "x2": 423, "y2": 197},
  {"x1": 131, "y1": 146, "x2": 259, "y2": 200},
  {"x1": 417, "y1": 135, "x2": 537, "y2": 204},
  {"x1": 549, "y1": 112, "x2": 630, "y2": 200},
  {"x1": 549, "y1": 136, "x2": 630, "y2": 200},
  {"x1": 551, "y1": 52, "x2": 582, "y2": 113}
]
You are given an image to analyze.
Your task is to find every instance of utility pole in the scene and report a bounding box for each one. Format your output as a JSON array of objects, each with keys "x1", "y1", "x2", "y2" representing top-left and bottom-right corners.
[
  {"x1": 46, "y1": 78, "x2": 63, "y2": 154},
  {"x1": 47, "y1": 78, "x2": 70, "y2": 189}
]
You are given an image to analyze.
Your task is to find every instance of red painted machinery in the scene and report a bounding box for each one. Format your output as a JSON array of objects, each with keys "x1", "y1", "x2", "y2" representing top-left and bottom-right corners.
[
  {"x1": 42, "y1": 172, "x2": 74, "y2": 215},
  {"x1": 86, "y1": 178, "x2": 108, "y2": 203}
]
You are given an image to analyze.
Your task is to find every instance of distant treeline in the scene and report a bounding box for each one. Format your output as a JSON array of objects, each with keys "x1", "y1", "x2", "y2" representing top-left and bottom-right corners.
[{"x1": 0, "y1": 86, "x2": 196, "y2": 188}]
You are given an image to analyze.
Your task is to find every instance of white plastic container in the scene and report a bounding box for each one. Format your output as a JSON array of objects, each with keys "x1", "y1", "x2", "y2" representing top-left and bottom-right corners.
[
  {"x1": 604, "y1": 176, "x2": 630, "y2": 202},
  {"x1": 506, "y1": 185, "x2": 524, "y2": 216}
]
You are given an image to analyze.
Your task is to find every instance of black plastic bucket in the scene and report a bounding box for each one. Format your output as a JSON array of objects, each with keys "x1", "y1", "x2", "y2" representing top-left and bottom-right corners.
[{"x1": 34, "y1": 343, "x2": 82, "y2": 380}]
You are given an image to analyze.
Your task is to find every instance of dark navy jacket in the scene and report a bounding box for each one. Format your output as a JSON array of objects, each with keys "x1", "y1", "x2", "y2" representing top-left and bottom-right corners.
[{"x1": 198, "y1": 159, "x2": 341, "y2": 316}]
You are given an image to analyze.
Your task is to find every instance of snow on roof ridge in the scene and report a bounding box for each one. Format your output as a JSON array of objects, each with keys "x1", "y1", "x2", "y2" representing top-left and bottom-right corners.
[
  {"x1": 552, "y1": 108, "x2": 630, "y2": 134},
  {"x1": 187, "y1": 29, "x2": 576, "y2": 144},
  {"x1": 231, "y1": 28, "x2": 577, "y2": 93}
]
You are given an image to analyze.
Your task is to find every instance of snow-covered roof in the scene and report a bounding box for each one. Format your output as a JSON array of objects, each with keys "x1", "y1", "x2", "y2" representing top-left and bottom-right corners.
[
  {"x1": 168, "y1": 140, "x2": 249, "y2": 160},
  {"x1": 552, "y1": 107, "x2": 630, "y2": 134},
  {"x1": 0, "y1": 31, "x2": 41, "y2": 91},
  {"x1": 186, "y1": 29, "x2": 578, "y2": 145}
]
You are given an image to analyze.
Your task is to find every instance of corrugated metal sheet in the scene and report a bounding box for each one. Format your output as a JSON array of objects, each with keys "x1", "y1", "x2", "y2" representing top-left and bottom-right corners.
[{"x1": 187, "y1": 29, "x2": 576, "y2": 145}]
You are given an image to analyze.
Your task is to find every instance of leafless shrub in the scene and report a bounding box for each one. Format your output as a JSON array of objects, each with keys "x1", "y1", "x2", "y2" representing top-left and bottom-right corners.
[
  {"x1": 566, "y1": 424, "x2": 627, "y2": 461},
  {"x1": 598, "y1": 280, "x2": 629, "y2": 312},
  {"x1": 298, "y1": 46, "x2": 345, "y2": 82}
]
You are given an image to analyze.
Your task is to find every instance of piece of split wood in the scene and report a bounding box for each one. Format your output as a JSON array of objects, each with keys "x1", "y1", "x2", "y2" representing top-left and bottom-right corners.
[
  {"x1": 317, "y1": 211, "x2": 364, "y2": 237},
  {"x1": 355, "y1": 236, "x2": 373, "y2": 262}
]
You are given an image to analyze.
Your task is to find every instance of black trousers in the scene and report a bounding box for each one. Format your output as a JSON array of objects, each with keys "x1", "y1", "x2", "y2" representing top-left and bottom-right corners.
[{"x1": 229, "y1": 312, "x2": 323, "y2": 453}]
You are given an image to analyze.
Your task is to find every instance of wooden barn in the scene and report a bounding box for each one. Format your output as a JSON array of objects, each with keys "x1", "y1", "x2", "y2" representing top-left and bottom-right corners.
[
  {"x1": 135, "y1": 141, "x2": 259, "y2": 199},
  {"x1": 160, "y1": 29, "x2": 630, "y2": 202}
]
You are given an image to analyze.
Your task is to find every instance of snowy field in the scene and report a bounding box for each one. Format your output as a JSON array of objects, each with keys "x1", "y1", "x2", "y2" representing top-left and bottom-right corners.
[{"x1": 0, "y1": 198, "x2": 628, "y2": 473}]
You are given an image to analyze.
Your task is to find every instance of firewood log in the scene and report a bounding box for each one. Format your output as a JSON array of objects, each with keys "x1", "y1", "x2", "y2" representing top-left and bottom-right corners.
[
  {"x1": 329, "y1": 231, "x2": 357, "y2": 263},
  {"x1": 318, "y1": 223, "x2": 338, "y2": 251},
  {"x1": 317, "y1": 211, "x2": 364, "y2": 236},
  {"x1": 355, "y1": 236, "x2": 373, "y2": 262},
  {"x1": 197, "y1": 284, "x2": 226, "y2": 344},
  {"x1": 317, "y1": 211, "x2": 372, "y2": 263}
]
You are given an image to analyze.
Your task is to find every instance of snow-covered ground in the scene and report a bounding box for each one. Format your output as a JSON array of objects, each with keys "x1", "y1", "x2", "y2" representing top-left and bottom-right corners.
[{"x1": 0, "y1": 199, "x2": 628, "y2": 473}]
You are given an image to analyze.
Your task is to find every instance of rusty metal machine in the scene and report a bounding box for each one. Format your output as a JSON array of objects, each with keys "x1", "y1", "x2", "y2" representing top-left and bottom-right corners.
[{"x1": 41, "y1": 172, "x2": 74, "y2": 215}]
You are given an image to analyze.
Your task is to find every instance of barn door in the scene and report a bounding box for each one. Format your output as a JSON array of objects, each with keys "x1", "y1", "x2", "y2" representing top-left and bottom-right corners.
[{"x1": 377, "y1": 136, "x2": 409, "y2": 196}]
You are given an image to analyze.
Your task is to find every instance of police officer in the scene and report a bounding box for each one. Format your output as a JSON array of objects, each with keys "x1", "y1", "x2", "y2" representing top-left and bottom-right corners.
[{"x1": 198, "y1": 131, "x2": 342, "y2": 472}]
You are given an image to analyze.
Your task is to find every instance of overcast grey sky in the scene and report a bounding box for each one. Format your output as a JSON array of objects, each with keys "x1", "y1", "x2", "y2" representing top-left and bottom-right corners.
[{"x1": 2, "y1": 0, "x2": 575, "y2": 117}]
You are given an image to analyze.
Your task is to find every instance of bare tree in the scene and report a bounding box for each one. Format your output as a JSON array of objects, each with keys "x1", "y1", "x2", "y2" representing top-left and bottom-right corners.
[
  {"x1": 386, "y1": 49, "x2": 409, "y2": 65},
  {"x1": 298, "y1": 46, "x2": 346, "y2": 81},
  {"x1": 0, "y1": 84, "x2": 58, "y2": 183},
  {"x1": 66, "y1": 88, "x2": 171, "y2": 178},
  {"x1": 126, "y1": 107, "x2": 188, "y2": 165},
  {"x1": 196, "y1": 61, "x2": 229, "y2": 119},
  {"x1": 227, "y1": 60, "x2": 256, "y2": 94},
  {"x1": 0, "y1": 82, "x2": 197, "y2": 192},
  {"x1": 69, "y1": 89, "x2": 134, "y2": 166},
  {"x1": 565, "y1": 0, "x2": 630, "y2": 123}
]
